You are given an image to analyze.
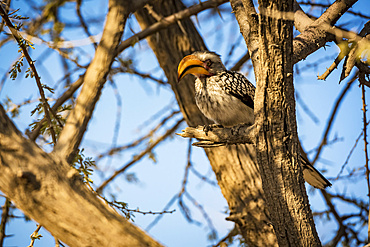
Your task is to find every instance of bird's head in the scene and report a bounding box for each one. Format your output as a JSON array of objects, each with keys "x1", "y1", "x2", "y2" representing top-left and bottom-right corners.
[{"x1": 177, "y1": 51, "x2": 226, "y2": 82}]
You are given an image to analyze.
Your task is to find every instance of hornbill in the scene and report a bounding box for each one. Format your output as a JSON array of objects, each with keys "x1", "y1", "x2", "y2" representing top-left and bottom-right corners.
[{"x1": 178, "y1": 51, "x2": 331, "y2": 189}]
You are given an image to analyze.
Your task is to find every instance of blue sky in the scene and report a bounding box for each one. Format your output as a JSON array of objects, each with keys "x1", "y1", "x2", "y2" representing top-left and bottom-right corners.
[{"x1": 0, "y1": 0, "x2": 369, "y2": 246}]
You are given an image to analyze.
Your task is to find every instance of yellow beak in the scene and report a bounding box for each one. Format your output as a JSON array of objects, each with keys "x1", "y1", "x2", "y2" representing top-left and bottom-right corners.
[{"x1": 177, "y1": 55, "x2": 211, "y2": 82}]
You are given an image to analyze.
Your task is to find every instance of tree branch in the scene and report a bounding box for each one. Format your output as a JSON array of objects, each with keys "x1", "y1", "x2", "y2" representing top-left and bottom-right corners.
[
  {"x1": 0, "y1": 104, "x2": 163, "y2": 246},
  {"x1": 96, "y1": 118, "x2": 184, "y2": 193},
  {"x1": 0, "y1": 198, "x2": 10, "y2": 246},
  {"x1": 0, "y1": 4, "x2": 58, "y2": 144},
  {"x1": 116, "y1": 0, "x2": 228, "y2": 55},
  {"x1": 54, "y1": 0, "x2": 135, "y2": 163},
  {"x1": 312, "y1": 73, "x2": 357, "y2": 165},
  {"x1": 293, "y1": 0, "x2": 358, "y2": 64},
  {"x1": 230, "y1": 0, "x2": 260, "y2": 77},
  {"x1": 177, "y1": 124, "x2": 255, "y2": 147}
]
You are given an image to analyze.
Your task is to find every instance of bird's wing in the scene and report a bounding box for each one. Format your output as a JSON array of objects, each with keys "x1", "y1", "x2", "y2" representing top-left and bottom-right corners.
[{"x1": 220, "y1": 71, "x2": 255, "y2": 109}]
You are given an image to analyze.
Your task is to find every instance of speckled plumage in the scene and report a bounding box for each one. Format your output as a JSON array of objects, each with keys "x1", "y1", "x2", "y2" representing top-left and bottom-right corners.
[{"x1": 195, "y1": 70, "x2": 255, "y2": 127}]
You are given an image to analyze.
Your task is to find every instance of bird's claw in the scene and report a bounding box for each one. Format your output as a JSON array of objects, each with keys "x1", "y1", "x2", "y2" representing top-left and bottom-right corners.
[{"x1": 203, "y1": 124, "x2": 223, "y2": 135}]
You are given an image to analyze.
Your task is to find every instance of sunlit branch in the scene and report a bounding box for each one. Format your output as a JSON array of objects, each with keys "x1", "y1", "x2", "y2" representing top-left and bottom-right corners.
[
  {"x1": 53, "y1": 0, "x2": 136, "y2": 163},
  {"x1": 212, "y1": 227, "x2": 239, "y2": 247},
  {"x1": 340, "y1": 22, "x2": 370, "y2": 81},
  {"x1": 28, "y1": 225, "x2": 42, "y2": 247},
  {"x1": 318, "y1": 48, "x2": 347, "y2": 81},
  {"x1": 297, "y1": 1, "x2": 370, "y2": 19}
]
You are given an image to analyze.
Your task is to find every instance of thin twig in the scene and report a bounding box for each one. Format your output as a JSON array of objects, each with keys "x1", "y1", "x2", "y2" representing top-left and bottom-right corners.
[
  {"x1": 360, "y1": 81, "x2": 370, "y2": 241},
  {"x1": 76, "y1": 0, "x2": 98, "y2": 49},
  {"x1": 212, "y1": 227, "x2": 238, "y2": 247},
  {"x1": 321, "y1": 190, "x2": 350, "y2": 246},
  {"x1": 96, "y1": 118, "x2": 184, "y2": 193},
  {"x1": 296, "y1": 91, "x2": 320, "y2": 124},
  {"x1": 184, "y1": 191, "x2": 218, "y2": 240},
  {"x1": 336, "y1": 123, "x2": 368, "y2": 180},
  {"x1": 229, "y1": 52, "x2": 250, "y2": 72},
  {"x1": 96, "y1": 110, "x2": 180, "y2": 160},
  {"x1": 28, "y1": 75, "x2": 84, "y2": 141},
  {"x1": 146, "y1": 139, "x2": 193, "y2": 231},
  {"x1": 28, "y1": 225, "x2": 42, "y2": 247},
  {"x1": 116, "y1": 0, "x2": 229, "y2": 55},
  {"x1": 189, "y1": 166, "x2": 218, "y2": 187},
  {"x1": 0, "y1": 198, "x2": 10, "y2": 246},
  {"x1": 0, "y1": 5, "x2": 57, "y2": 144},
  {"x1": 145, "y1": 195, "x2": 178, "y2": 231},
  {"x1": 318, "y1": 46, "x2": 347, "y2": 81},
  {"x1": 312, "y1": 73, "x2": 357, "y2": 165}
]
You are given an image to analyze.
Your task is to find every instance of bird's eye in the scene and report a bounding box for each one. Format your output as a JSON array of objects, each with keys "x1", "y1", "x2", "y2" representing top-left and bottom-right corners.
[{"x1": 205, "y1": 59, "x2": 213, "y2": 67}]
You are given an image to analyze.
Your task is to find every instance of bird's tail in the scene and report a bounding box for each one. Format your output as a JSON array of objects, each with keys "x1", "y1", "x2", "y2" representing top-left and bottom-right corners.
[{"x1": 300, "y1": 156, "x2": 332, "y2": 189}]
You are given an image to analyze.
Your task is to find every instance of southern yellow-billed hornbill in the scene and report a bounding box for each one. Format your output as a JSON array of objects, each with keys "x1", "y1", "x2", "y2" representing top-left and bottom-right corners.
[{"x1": 177, "y1": 51, "x2": 331, "y2": 189}]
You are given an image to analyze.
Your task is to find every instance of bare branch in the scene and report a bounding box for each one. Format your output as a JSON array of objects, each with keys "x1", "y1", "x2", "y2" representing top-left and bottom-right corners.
[
  {"x1": 360, "y1": 79, "x2": 370, "y2": 241},
  {"x1": 177, "y1": 124, "x2": 255, "y2": 147},
  {"x1": 116, "y1": 0, "x2": 229, "y2": 55},
  {"x1": 96, "y1": 109, "x2": 180, "y2": 160},
  {"x1": 336, "y1": 122, "x2": 368, "y2": 179},
  {"x1": 293, "y1": 0, "x2": 358, "y2": 64},
  {"x1": 318, "y1": 43, "x2": 348, "y2": 80},
  {"x1": 297, "y1": 1, "x2": 370, "y2": 19},
  {"x1": 230, "y1": 0, "x2": 260, "y2": 76},
  {"x1": 28, "y1": 225, "x2": 42, "y2": 247},
  {"x1": 0, "y1": 198, "x2": 10, "y2": 246},
  {"x1": 96, "y1": 118, "x2": 184, "y2": 193},
  {"x1": 54, "y1": 0, "x2": 130, "y2": 163},
  {"x1": 229, "y1": 52, "x2": 250, "y2": 71},
  {"x1": 312, "y1": 74, "x2": 357, "y2": 165},
  {"x1": 76, "y1": 0, "x2": 98, "y2": 49}
]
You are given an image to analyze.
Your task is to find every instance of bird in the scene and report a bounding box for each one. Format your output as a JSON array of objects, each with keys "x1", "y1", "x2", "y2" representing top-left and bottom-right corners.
[{"x1": 177, "y1": 51, "x2": 331, "y2": 189}]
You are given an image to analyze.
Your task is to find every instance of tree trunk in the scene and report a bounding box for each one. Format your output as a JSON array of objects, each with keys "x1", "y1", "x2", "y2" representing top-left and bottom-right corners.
[
  {"x1": 135, "y1": 0, "x2": 277, "y2": 245},
  {"x1": 254, "y1": 0, "x2": 321, "y2": 245}
]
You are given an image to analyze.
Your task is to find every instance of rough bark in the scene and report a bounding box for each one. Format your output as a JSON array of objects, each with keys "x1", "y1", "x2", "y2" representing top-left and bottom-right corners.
[
  {"x1": 0, "y1": 105, "x2": 163, "y2": 247},
  {"x1": 254, "y1": 0, "x2": 321, "y2": 245},
  {"x1": 135, "y1": 0, "x2": 277, "y2": 246}
]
